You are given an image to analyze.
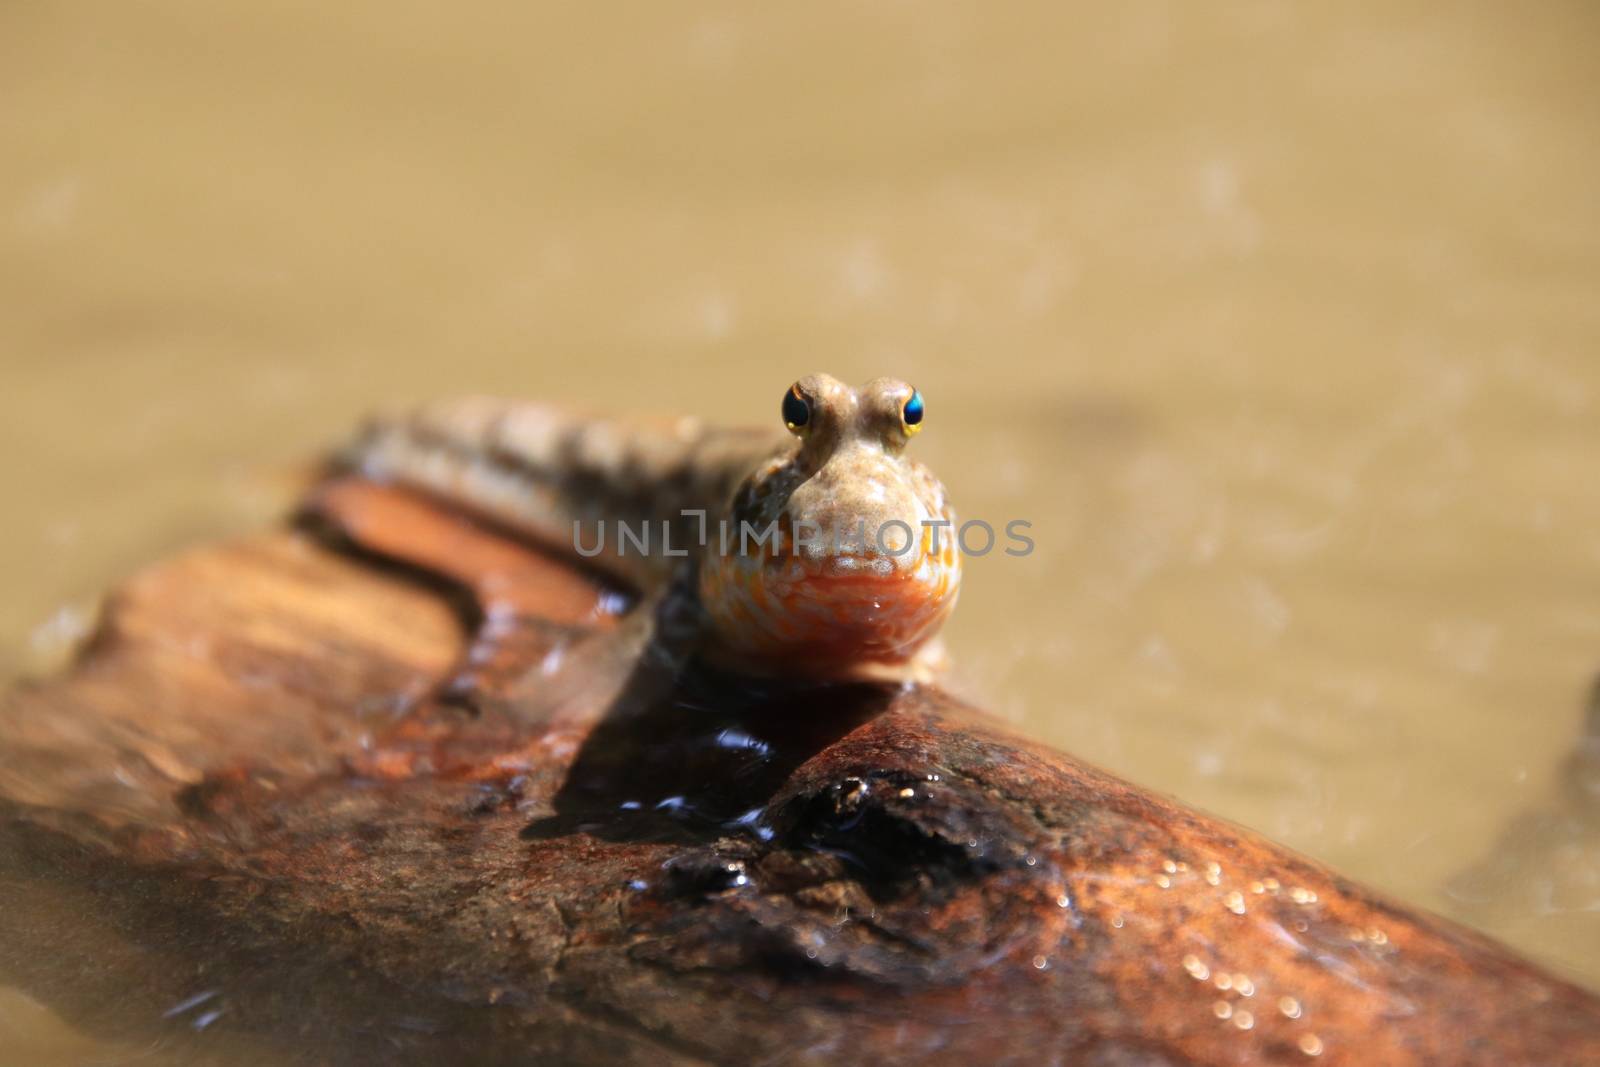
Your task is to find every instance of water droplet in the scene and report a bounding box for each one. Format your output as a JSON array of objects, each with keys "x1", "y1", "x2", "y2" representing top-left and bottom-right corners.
[
  {"x1": 1299, "y1": 1033, "x2": 1324, "y2": 1056},
  {"x1": 162, "y1": 990, "x2": 218, "y2": 1019},
  {"x1": 1032, "y1": 955, "x2": 1049, "y2": 970},
  {"x1": 1279, "y1": 996, "x2": 1302, "y2": 1019},
  {"x1": 713, "y1": 728, "x2": 771, "y2": 755},
  {"x1": 1234, "y1": 975, "x2": 1255, "y2": 997}
]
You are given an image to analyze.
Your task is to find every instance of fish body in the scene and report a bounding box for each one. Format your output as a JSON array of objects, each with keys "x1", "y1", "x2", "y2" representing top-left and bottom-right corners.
[{"x1": 345, "y1": 374, "x2": 960, "y2": 679}]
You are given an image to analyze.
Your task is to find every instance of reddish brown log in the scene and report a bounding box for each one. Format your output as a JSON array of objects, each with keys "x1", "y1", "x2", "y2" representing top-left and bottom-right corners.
[{"x1": 1, "y1": 480, "x2": 1597, "y2": 1066}]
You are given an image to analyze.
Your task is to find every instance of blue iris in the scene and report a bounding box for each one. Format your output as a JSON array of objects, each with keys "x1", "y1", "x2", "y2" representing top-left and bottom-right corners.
[
  {"x1": 903, "y1": 390, "x2": 924, "y2": 426},
  {"x1": 782, "y1": 388, "x2": 810, "y2": 428}
]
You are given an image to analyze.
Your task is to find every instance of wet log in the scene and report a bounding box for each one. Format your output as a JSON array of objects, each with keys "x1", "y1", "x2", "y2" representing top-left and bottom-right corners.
[{"x1": 1, "y1": 479, "x2": 1597, "y2": 1066}]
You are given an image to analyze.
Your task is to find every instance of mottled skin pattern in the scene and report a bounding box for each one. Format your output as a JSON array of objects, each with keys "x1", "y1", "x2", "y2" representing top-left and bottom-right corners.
[
  {"x1": 346, "y1": 374, "x2": 960, "y2": 680},
  {"x1": 701, "y1": 374, "x2": 960, "y2": 676}
]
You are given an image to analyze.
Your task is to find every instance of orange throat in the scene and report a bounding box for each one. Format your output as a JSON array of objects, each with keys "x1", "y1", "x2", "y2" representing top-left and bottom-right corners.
[{"x1": 697, "y1": 534, "x2": 961, "y2": 677}]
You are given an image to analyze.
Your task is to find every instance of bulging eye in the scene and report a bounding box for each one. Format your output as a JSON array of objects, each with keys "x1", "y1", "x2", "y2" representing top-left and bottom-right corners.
[
  {"x1": 782, "y1": 386, "x2": 810, "y2": 433},
  {"x1": 902, "y1": 389, "x2": 924, "y2": 435}
]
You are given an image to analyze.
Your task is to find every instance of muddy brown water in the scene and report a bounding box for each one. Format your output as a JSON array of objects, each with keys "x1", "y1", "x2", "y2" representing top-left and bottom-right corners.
[{"x1": 2, "y1": 2, "x2": 1598, "y2": 1060}]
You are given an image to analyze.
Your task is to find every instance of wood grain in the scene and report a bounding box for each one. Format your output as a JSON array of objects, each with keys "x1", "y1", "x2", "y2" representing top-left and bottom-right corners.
[{"x1": 0, "y1": 480, "x2": 1595, "y2": 1065}]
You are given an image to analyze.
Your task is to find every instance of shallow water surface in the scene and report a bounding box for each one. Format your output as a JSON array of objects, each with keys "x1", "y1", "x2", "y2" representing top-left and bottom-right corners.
[{"x1": 2, "y1": 1, "x2": 1598, "y2": 1058}]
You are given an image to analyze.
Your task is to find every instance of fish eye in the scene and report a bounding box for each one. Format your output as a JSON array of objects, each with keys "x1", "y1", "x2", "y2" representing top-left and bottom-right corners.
[
  {"x1": 782, "y1": 385, "x2": 810, "y2": 434},
  {"x1": 902, "y1": 389, "x2": 924, "y2": 435}
]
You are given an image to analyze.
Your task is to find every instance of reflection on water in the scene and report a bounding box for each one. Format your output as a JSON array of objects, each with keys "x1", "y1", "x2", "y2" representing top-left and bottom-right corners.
[{"x1": 2, "y1": 0, "x2": 1598, "y2": 1054}]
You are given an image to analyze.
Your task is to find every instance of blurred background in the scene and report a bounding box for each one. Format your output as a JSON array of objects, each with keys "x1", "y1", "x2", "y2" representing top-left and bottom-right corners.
[{"x1": 3, "y1": 0, "x2": 1599, "y2": 1056}]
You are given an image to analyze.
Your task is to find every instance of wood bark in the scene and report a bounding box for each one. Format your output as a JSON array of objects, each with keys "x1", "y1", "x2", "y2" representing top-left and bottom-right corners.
[{"x1": 1, "y1": 479, "x2": 1596, "y2": 1065}]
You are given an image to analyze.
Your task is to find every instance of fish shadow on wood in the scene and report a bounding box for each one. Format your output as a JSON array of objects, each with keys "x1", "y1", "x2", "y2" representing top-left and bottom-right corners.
[{"x1": 517, "y1": 590, "x2": 897, "y2": 847}]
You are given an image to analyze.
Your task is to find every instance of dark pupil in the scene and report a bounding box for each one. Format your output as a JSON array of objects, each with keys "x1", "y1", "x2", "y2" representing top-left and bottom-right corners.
[
  {"x1": 782, "y1": 389, "x2": 810, "y2": 427},
  {"x1": 903, "y1": 391, "x2": 924, "y2": 425}
]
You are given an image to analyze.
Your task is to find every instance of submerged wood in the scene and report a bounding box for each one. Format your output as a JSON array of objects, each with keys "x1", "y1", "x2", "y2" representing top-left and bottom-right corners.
[{"x1": 1, "y1": 478, "x2": 1597, "y2": 1066}]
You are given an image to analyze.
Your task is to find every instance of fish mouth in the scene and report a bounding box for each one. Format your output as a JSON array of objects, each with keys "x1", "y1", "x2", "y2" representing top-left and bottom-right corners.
[
  {"x1": 697, "y1": 525, "x2": 962, "y2": 673},
  {"x1": 767, "y1": 551, "x2": 911, "y2": 582},
  {"x1": 756, "y1": 548, "x2": 956, "y2": 632}
]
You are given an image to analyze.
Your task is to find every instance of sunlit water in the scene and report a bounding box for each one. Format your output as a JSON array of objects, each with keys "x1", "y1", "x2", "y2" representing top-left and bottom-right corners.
[{"x1": 3, "y1": 1, "x2": 1598, "y2": 1058}]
